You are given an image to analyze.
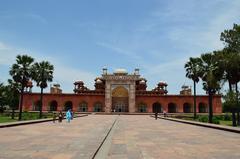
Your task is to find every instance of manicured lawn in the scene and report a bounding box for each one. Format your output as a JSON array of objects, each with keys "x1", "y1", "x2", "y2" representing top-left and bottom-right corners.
[
  {"x1": 0, "y1": 112, "x2": 54, "y2": 123},
  {"x1": 219, "y1": 120, "x2": 233, "y2": 126},
  {"x1": 171, "y1": 114, "x2": 235, "y2": 127},
  {"x1": 0, "y1": 116, "x2": 17, "y2": 123}
]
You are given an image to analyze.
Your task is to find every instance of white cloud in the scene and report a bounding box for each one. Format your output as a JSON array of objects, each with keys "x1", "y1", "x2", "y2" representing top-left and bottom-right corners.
[
  {"x1": 27, "y1": 14, "x2": 47, "y2": 24},
  {"x1": 95, "y1": 0, "x2": 240, "y2": 94},
  {"x1": 0, "y1": 41, "x2": 96, "y2": 93},
  {"x1": 0, "y1": 13, "x2": 47, "y2": 24},
  {"x1": 95, "y1": 40, "x2": 191, "y2": 92},
  {"x1": 0, "y1": 42, "x2": 20, "y2": 65},
  {"x1": 52, "y1": 63, "x2": 96, "y2": 92},
  {"x1": 96, "y1": 42, "x2": 142, "y2": 61},
  {"x1": 0, "y1": 42, "x2": 9, "y2": 50},
  {"x1": 1, "y1": 0, "x2": 239, "y2": 94},
  {"x1": 166, "y1": 0, "x2": 240, "y2": 54}
]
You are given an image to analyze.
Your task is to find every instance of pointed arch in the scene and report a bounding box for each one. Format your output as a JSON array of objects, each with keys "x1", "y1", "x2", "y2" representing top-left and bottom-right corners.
[
  {"x1": 152, "y1": 102, "x2": 162, "y2": 113},
  {"x1": 79, "y1": 101, "x2": 88, "y2": 112},
  {"x1": 94, "y1": 102, "x2": 103, "y2": 112},
  {"x1": 137, "y1": 102, "x2": 147, "y2": 112},
  {"x1": 183, "y1": 103, "x2": 192, "y2": 113},
  {"x1": 49, "y1": 100, "x2": 58, "y2": 111},
  {"x1": 112, "y1": 86, "x2": 128, "y2": 97},
  {"x1": 33, "y1": 100, "x2": 41, "y2": 111},
  {"x1": 199, "y1": 102, "x2": 208, "y2": 113},
  {"x1": 64, "y1": 101, "x2": 73, "y2": 111},
  {"x1": 168, "y1": 103, "x2": 177, "y2": 113}
]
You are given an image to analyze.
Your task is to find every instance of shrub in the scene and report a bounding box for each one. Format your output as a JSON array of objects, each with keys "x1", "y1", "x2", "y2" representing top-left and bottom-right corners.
[
  {"x1": 212, "y1": 115, "x2": 224, "y2": 120},
  {"x1": 198, "y1": 116, "x2": 208, "y2": 123},
  {"x1": 212, "y1": 117, "x2": 220, "y2": 124},
  {"x1": 224, "y1": 113, "x2": 232, "y2": 121}
]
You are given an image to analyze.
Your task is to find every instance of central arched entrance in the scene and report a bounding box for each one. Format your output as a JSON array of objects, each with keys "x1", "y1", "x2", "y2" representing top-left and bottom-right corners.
[{"x1": 112, "y1": 86, "x2": 129, "y2": 112}]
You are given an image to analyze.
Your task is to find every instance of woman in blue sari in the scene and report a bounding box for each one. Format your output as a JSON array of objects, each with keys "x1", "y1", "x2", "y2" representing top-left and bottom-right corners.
[{"x1": 66, "y1": 109, "x2": 72, "y2": 123}]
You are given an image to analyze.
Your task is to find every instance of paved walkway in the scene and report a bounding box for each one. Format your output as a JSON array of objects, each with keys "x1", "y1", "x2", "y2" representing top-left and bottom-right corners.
[
  {"x1": 0, "y1": 115, "x2": 240, "y2": 159},
  {"x1": 107, "y1": 115, "x2": 240, "y2": 159},
  {"x1": 0, "y1": 115, "x2": 116, "y2": 159}
]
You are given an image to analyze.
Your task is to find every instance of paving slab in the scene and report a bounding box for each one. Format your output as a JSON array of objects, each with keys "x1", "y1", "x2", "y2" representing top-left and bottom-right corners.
[
  {"x1": 0, "y1": 115, "x2": 240, "y2": 159},
  {"x1": 157, "y1": 115, "x2": 240, "y2": 133},
  {"x1": 0, "y1": 115, "x2": 116, "y2": 159},
  {"x1": 106, "y1": 115, "x2": 240, "y2": 159}
]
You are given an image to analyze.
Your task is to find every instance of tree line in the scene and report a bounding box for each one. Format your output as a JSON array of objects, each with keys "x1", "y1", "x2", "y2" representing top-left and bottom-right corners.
[
  {"x1": 0, "y1": 55, "x2": 54, "y2": 120},
  {"x1": 185, "y1": 23, "x2": 240, "y2": 126}
]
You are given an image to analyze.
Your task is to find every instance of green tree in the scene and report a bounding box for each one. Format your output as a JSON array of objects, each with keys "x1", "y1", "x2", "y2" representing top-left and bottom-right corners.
[
  {"x1": 5, "y1": 79, "x2": 20, "y2": 119},
  {"x1": 223, "y1": 91, "x2": 239, "y2": 126},
  {"x1": 185, "y1": 57, "x2": 202, "y2": 119},
  {"x1": 220, "y1": 24, "x2": 240, "y2": 126},
  {"x1": 220, "y1": 23, "x2": 240, "y2": 54},
  {"x1": 199, "y1": 53, "x2": 223, "y2": 123},
  {"x1": 33, "y1": 61, "x2": 54, "y2": 118},
  {"x1": 216, "y1": 49, "x2": 240, "y2": 91},
  {"x1": 9, "y1": 55, "x2": 34, "y2": 120},
  {"x1": 216, "y1": 50, "x2": 240, "y2": 125},
  {"x1": 0, "y1": 82, "x2": 6, "y2": 113}
]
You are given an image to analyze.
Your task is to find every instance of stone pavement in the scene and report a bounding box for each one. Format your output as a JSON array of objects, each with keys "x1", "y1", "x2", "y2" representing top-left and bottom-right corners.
[
  {"x1": 0, "y1": 115, "x2": 240, "y2": 159},
  {"x1": 106, "y1": 115, "x2": 240, "y2": 159},
  {"x1": 0, "y1": 115, "x2": 116, "y2": 159}
]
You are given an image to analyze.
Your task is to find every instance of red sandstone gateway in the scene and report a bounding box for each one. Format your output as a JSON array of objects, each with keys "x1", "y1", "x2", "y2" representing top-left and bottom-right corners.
[{"x1": 22, "y1": 68, "x2": 222, "y2": 113}]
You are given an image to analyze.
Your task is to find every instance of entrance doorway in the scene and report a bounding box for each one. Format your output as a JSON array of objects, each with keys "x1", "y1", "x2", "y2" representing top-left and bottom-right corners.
[
  {"x1": 152, "y1": 102, "x2": 162, "y2": 113},
  {"x1": 64, "y1": 101, "x2": 73, "y2": 111},
  {"x1": 114, "y1": 100, "x2": 128, "y2": 112},
  {"x1": 183, "y1": 103, "x2": 192, "y2": 113},
  {"x1": 112, "y1": 86, "x2": 129, "y2": 112},
  {"x1": 49, "y1": 100, "x2": 58, "y2": 111}
]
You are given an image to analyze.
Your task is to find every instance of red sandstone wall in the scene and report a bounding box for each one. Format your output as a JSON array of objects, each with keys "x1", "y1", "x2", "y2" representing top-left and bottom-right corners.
[
  {"x1": 22, "y1": 93, "x2": 105, "y2": 112},
  {"x1": 136, "y1": 95, "x2": 222, "y2": 113},
  {"x1": 22, "y1": 93, "x2": 222, "y2": 113}
]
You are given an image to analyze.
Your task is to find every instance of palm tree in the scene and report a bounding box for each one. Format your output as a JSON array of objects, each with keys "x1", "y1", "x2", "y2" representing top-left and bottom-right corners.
[
  {"x1": 199, "y1": 53, "x2": 223, "y2": 123},
  {"x1": 9, "y1": 55, "x2": 34, "y2": 120},
  {"x1": 185, "y1": 57, "x2": 202, "y2": 119},
  {"x1": 33, "y1": 61, "x2": 54, "y2": 118}
]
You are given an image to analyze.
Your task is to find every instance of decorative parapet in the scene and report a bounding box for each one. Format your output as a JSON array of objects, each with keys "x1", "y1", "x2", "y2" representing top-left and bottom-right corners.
[
  {"x1": 136, "y1": 90, "x2": 168, "y2": 96},
  {"x1": 102, "y1": 74, "x2": 140, "y2": 81},
  {"x1": 73, "y1": 89, "x2": 105, "y2": 95}
]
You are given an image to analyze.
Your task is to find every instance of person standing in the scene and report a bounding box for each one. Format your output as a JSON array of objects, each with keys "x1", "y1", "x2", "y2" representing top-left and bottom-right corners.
[
  {"x1": 155, "y1": 111, "x2": 158, "y2": 120},
  {"x1": 66, "y1": 109, "x2": 72, "y2": 123},
  {"x1": 58, "y1": 111, "x2": 63, "y2": 123},
  {"x1": 163, "y1": 110, "x2": 167, "y2": 117},
  {"x1": 71, "y1": 110, "x2": 74, "y2": 120}
]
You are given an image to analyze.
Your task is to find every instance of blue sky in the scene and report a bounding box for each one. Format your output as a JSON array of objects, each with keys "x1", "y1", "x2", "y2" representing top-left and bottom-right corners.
[{"x1": 0, "y1": 0, "x2": 240, "y2": 94}]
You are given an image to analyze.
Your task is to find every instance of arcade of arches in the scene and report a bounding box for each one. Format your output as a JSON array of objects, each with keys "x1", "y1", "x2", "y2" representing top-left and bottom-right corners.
[
  {"x1": 30, "y1": 98, "x2": 211, "y2": 113},
  {"x1": 23, "y1": 68, "x2": 222, "y2": 113}
]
